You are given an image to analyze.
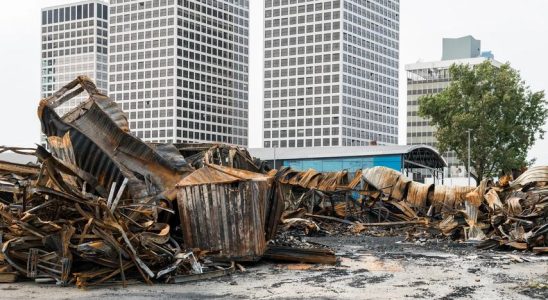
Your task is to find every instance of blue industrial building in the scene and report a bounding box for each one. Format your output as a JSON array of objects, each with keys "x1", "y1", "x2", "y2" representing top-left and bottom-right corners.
[{"x1": 249, "y1": 145, "x2": 447, "y2": 182}]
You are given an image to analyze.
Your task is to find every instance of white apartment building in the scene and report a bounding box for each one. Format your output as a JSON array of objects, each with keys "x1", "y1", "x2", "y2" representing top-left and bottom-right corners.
[
  {"x1": 109, "y1": 0, "x2": 249, "y2": 145},
  {"x1": 263, "y1": 0, "x2": 400, "y2": 148},
  {"x1": 41, "y1": 1, "x2": 109, "y2": 116}
]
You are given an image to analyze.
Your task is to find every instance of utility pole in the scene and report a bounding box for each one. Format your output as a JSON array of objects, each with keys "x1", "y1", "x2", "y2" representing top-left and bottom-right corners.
[
  {"x1": 467, "y1": 129, "x2": 471, "y2": 186},
  {"x1": 273, "y1": 146, "x2": 277, "y2": 170}
]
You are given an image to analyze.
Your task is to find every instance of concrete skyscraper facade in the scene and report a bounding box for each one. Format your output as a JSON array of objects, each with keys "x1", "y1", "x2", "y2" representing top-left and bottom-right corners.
[
  {"x1": 263, "y1": 0, "x2": 400, "y2": 148},
  {"x1": 41, "y1": 0, "x2": 109, "y2": 116},
  {"x1": 109, "y1": 0, "x2": 249, "y2": 145}
]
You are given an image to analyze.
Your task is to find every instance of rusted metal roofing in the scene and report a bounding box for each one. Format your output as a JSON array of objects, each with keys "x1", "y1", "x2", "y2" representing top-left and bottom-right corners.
[
  {"x1": 39, "y1": 76, "x2": 193, "y2": 201},
  {"x1": 362, "y1": 166, "x2": 407, "y2": 198},
  {"x1": 406, "y1": 181, "x2": 433, "y2": 208},
  {"x1": 176, "y1": 143, "x2": 267, "y2": 173},
  {"x1": 177, "y1": 165, "x2": 271, "y2": 261},
  {"x1": 276, "y1": 168, "x2": 352, "y2": 192},
  {"x1": 177, "y1": 164, "x2": 271, "y2": 186},
  {"x1": 429, "y1": 184, "x2": 449, "y2": 207},
  {"x1": 509, "y1": 166, "x2": 548, "y2": 189}
]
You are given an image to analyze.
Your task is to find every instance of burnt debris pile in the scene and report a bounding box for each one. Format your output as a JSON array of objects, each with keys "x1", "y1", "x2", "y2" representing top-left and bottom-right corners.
[{"x1": 0, "y1": 77, "x2": 546, "y2": 286}]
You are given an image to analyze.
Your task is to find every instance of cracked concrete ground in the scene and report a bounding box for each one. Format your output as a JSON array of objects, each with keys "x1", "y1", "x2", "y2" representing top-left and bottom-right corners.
[{"x1": 1, "y1": 235, "x2": 547, "y2": 300}]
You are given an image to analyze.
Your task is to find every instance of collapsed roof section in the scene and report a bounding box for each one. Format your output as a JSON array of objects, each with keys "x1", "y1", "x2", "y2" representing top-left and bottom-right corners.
[{"x1": 38, "y1": 76, "x2": 194, "y2": 201}]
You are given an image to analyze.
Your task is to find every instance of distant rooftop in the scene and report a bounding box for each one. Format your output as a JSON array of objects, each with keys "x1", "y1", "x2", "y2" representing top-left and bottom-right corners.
[
  {"x1": 407, "y1": 35, "x2": 497, "y2": 69},
  {"x1": 405, "y1": 56, "x2": 502, "y2": 71},
  {"x1": 442, "y1": 35, "x2": 482, "y2": 60}
]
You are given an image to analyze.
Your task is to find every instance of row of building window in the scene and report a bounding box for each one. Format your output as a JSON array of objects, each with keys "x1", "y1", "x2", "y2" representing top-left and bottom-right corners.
[
  {"x1": 342, "y1": 127, "x2": 396, "y2": 139},
  {"x1": 407, "y1": 88, "x2": 445, "y2": 96},
  {"x1": 42, "y1": 3, "x2": 108, "y2": 25},
  {"x1": 343, "y1": 42, "x2": 397, "y2": 71},
  {"x1": 342, "y1": 83, "x2": 397, "y2": 102},
  {"x1": 265, "y1": 63, "x2": 340, "y2": 79},
  {"x1": 264, "y1": 116, "x2": 340, "y2": 129},
  {"x1": 266, "y1": 0, "x2": 341, "y2": 12},
  {"x1": 266, "y1": 21, "x2": 340, "y2": 39},
  {"x1": 42, "y1": 46, "x2": 107, "y2": 58},
  {"x1": 407, "y1": 121, "x2": 430, "y2": 127},
  {"x1": 343, "y1": 21, "x2": 397, "y2": 52},
  {"x1": 264, "y1": 85, "x2": 340, "y2": 98},
  {"x1": 343, "y1": 1, "x2": 398, "y2": 30},
  {"x1": 42, "y1": 19, "x2": 107, "y2": 34},
  {"x1": 346, "y1": 0, "x2": 399, "y2": 19},
  {"x1": 343, "y1": 89, "x2": 397, "y2": 107},
  {"x1": 264, "y1": 138, "x2": 340, "y2": 148},
  {"x1": 43, "y1": 29, "x2": 108, "y2": 44},
  {"x1": 407, "y1": 132, "x2": 434, "y2": 137},
  {"x1": 263, "y1": 116, "x2": 339, "y2": 129},
  {"x1": 179, "y1": 7, "x2": 248, "y2": 38},
  {"x1": 264, "y1": 135, "x2": 397, "y2": 147},
  {"x1": 265, "y1": 127, "x2": 340, "y2": 138},
  {"x1": 343, "y1": 102, "x2": 397, "y2": 120},
  {"x1": 265, "y1": 96, "x2": 339, "y2": 109},
  {"x1": 43, "y1": 37, "x2": 108, "y2": 51},
  {"x1": 264, "y1": 106, "x2": 341, "y2": 119}
]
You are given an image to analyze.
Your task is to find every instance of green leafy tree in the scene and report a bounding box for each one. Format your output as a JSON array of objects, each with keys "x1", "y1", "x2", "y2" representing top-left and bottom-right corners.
[{"x1": 418, "y1": 61, "x2": 547, "y2": 184}]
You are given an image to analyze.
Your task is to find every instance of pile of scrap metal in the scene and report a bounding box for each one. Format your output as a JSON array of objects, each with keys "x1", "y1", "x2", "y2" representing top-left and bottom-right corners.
[
  {"x1": 273, "y1": 166, "x2": 548, "y2": 252},
  {"x1": 176, "y1": 142, "x2": 270, "y2": 173},
  {"x1": 0, "y1": 76, "x2": 299, "y2": 287},
  {"x1": 476, "y1": 166, "x2": 548, "y2": 253}
]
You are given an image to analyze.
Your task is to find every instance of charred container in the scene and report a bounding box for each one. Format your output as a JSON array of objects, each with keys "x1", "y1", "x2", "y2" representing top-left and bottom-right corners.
[{"x1": 176, "y1": 164, "x2": 272, "y2": 261}]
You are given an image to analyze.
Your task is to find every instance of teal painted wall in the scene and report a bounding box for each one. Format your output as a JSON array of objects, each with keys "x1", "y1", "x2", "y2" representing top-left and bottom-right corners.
[{"x1": 283, "y1": 155, "x2": 402, "y2": 172}]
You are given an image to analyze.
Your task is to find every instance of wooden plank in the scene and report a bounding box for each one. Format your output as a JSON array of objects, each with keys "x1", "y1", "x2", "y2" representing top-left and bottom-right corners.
[{"x1": 263, "y1": 246, "x2": 337, "y2": 265}]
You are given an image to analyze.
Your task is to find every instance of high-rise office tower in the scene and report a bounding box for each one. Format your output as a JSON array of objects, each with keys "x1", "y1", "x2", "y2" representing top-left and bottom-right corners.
[
  {"x1": 41, "y1": 1, "x2": 109, "y2": 116},
  {"x1": 263, "y1": 0, "x2": 400, "y2": 148},
  {"x1": 406, "y1": 36, "x2": 500, "y2": 177},
  {"x1": 109, "y1": 0, "x2": 249, "y2": 145}
]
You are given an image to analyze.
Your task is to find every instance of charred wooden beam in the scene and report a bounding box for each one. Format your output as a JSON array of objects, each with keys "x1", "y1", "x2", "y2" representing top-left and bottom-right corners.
[{"x1": 263, "y1": 246, "x2": 337, "y2": 265}]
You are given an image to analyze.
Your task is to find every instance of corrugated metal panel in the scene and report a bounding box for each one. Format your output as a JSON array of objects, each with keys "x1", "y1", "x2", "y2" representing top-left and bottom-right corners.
[
  {"x1": 362, "y1": 166, "x2": 401, "y2": 195},
  {"x1": 452, "y1": 186, "x2": 475, "y2": 204},
  {"x1": 39, "y1": 76, "x2": 193, "y2": 201},
  {"x1": 392, "y1": 175, "x2": 412, "y2": 201},
  {"x1": 177, "y1": 180, "x2": 268, "y2": 261},
  {"x1": 509, "y1": 166, "x2": 548, "y2": 189},
  {"x1": 177, "y1": 165, "x2": 274, "y2": 261},
  {"x1": 406, "y1": 181, "x2": 433, "y2": 208},
  {"x1": 429, "y1": 185, "x2": 449, "y2": 207}
]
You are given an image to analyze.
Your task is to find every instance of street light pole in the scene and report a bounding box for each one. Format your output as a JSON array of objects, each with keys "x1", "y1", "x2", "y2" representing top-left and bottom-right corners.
[
  {"x1": 273, "y1": 146, "x2": 277, "y2": 170},
  {"x1": 467, "y1": 129, "x2": 471, "y2": 186}
]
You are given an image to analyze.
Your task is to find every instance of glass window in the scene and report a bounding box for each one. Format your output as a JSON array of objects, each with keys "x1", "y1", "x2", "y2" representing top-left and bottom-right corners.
[
  {"x1": 59, "y1": 8, "x2": 64, "y2": 22},
  {"x1": 53, "y1": 9, "x2": 58, "y2": 22},
  {"x1": 71, "y1": 6, "x2": 76, "y2": 21},
  {"x1": 77, "y1": 5, "x2": 82, "y2": 19},
  {"x1": 97, "y1": 4, "x2": 102, "y2": 19},
  {"x1": 89, "y1": 3, "x2": 94, "y2": 17},
  {"x1": 103, "y1": 5, "x2": 108, "y2": 20},
  {"x1": 83, "y1": 4, "x2": 88, "y2": 18},
  {"x1": 42, "y1": 11, "x2": 46, "y2": 25},
  {"x1": 47, "y1": 10, "x2": 52, "y2": 24},
  {"x1": 65, "y1": 7, "x2": 70, "y2": 21}
]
